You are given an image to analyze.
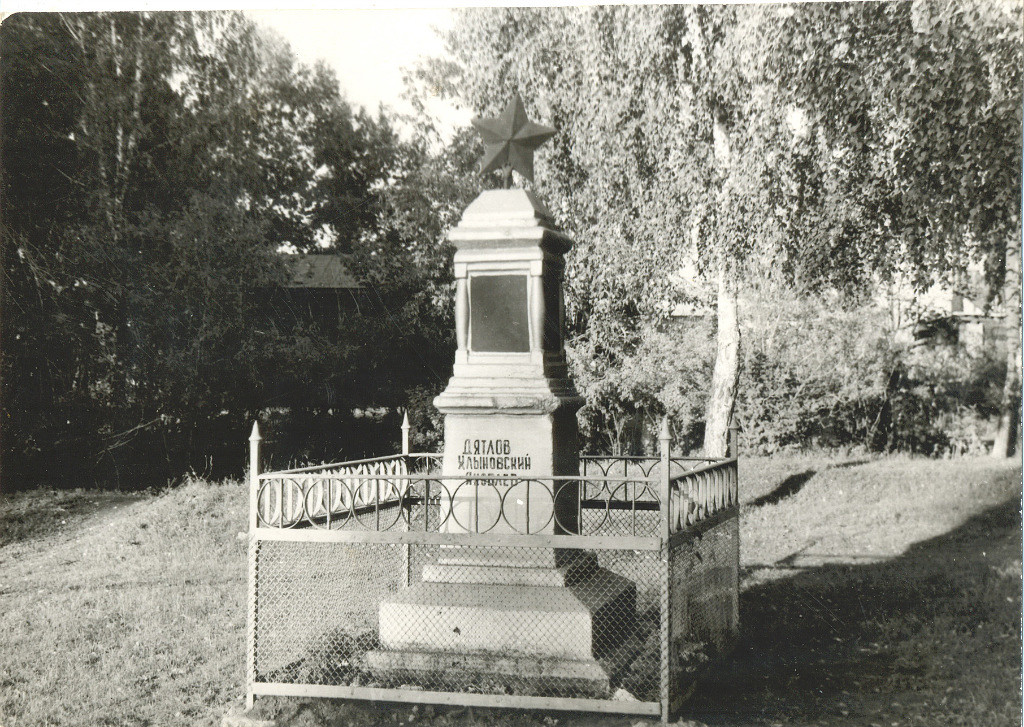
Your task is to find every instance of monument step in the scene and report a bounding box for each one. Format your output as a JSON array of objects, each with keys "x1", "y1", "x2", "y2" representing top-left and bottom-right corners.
[
  {"x1": 434, "y1": 545, "x2": 560, "y2": 568},
  {"x1": 441, "y1": 372, "x2": 576, "y2": 389},
  {"x1": 363, "y1": 648, "x2": 611, "y2": 696},
  {"x1": 365, "y1": 604, "x2": 653, "y2": 701},
  {"x1": 423, "y1": 552, "x2": 598, "y2": 587},
  {"x1": 378, "y1": 568, "x2": 636, "y2": 661},
  {"x1": 433, "y1": 391, "x2": 583, "y2": 415}
]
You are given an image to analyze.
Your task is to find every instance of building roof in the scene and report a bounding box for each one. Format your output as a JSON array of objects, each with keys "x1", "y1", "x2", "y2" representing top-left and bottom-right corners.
[{"x1": 284, "y1": 254, "x2": 361, "y2": 290}]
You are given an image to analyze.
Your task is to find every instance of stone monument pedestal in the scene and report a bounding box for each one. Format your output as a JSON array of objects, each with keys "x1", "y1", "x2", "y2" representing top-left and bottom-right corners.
[
  {"x1": 366, "y1": 556, "x2": 636, "y2": 692},
  {"x1": 369, "y1": 189, "x2": 637, "y2": 694}
]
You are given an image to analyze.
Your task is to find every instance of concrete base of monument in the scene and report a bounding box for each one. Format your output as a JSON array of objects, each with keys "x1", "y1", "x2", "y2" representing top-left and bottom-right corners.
[
  {"x1": 363, "y1": 649, "x2": 613, "y2": 695},
  {"x1": 368, "y1": 563, "x2": 636, "y2": 695}
]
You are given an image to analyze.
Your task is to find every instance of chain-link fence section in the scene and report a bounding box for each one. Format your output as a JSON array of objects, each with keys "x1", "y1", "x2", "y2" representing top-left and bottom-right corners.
[
  {"x1": 250, "y1": 517, "x2": 737, "y2": 717},
  {"x1": 254, "y1": 541, "x2": 663, "y2": 700},
  {"x1": 254, "y1": 541, "x2": 401, "y2": 686},
  {"x1": 667, "y1": 516, "x2": 740, "y2": 716}
]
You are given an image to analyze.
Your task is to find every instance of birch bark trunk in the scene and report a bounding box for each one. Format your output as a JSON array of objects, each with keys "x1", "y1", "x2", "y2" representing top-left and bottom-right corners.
[
  {"x1": 991, "y1": 319, "x2": 1021, "y2": 458},
  {"x1": 992, "y1": 236, "x2": 1021, "y2": 458},
  {"x1": 703, "y1": 269, "x2": 740, "y2": 458},
  {"x1": 701, "y1": 105, "x2": 741, "y2": 459}
]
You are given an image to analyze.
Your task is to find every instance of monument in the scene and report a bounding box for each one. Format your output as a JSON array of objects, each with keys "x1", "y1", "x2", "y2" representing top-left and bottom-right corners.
[{"x1": 367, "y1": 96, "x2": 636, "y2": 692}]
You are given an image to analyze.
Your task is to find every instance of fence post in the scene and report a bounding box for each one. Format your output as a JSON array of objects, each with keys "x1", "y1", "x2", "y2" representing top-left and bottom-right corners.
[
  {"x1": 246, "y1": 421, "x2": 261, "y2": 710},
  {"x1": 401, "y1": 411, "x2": 412, "y2": 587},
  {"x1": 727, "y1": 423, "x2": 741, "y2": 638},
  {"x1": 658, "y1": 416, "x2": 672, "y2": 723},
  {"x1": 659, "y1": 416, "x2": 671, "y2": 537},
  {"x1": 249, "y1": 422, "x2": 261, "y2": 531}
]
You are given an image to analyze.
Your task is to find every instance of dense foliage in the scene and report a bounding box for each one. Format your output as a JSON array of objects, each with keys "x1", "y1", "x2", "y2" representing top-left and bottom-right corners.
[
  {"x1": 738, "y1": 289, "x2": 1005, "y2": 456},
  {"x1": 410, "y1": 1, "x2": 1021, "y2": 456},
  {"x1": 2, "y1": 5, "x2": 1019, "y2": 488},
  {"x1": 0, "y1": 12, "x2": 461, "y2": 486}
]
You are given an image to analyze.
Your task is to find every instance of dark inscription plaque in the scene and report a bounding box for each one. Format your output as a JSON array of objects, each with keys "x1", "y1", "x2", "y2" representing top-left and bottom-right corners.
[{"x1": 470, "y1": 274, "x2": 529, "y2": 352}]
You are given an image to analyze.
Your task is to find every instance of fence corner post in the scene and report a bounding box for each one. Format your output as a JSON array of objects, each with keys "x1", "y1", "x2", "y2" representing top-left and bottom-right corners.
[
  {"x1": 249, "y1": 422, "x2": 261, "y2": 532},
  {"x1": 728, "y1": 423, "x2": 739, "y2": 459},
  {"x1": 659, "y1": 416, "x2": 672, "y2": 533},
  {"x1": 246, "y1": 420, "x2": 261, "y2": 711},
  {"x1": 401, "y1": 410, "x2": 411, "y2": 457},
  {"x1": 658, "y1": 415, "x2": 672, "y2": 722},
  {"x1": 400, "y1": 410, "x2": 413, "y2": 588}
]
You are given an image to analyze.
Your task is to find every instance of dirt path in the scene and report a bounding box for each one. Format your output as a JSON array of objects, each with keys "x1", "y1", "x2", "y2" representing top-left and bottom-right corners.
[{"x1": 0, "y1": 488, "x2": 149, "y2": 549}]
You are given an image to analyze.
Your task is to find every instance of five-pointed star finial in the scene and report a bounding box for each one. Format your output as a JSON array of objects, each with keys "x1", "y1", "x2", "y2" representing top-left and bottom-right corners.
[{"x1": 471, "y1": 94, "x2": 556, "y2": 187}]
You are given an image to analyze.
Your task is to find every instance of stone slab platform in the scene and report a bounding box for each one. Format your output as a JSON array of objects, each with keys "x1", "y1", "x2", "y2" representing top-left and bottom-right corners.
[
  {"x1": 364, "y1": 648, "x2": 611, "y2": 695},
  {"x1": 377, "y1": 567, "x2": 635, "y2": 661},
  {"x1": 365, "y1": 600, "x2": 651, "y2": 700}
]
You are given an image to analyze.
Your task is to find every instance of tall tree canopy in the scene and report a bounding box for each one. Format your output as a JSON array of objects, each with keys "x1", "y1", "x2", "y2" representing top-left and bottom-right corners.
[
  {"x1": 414, "y1": 1, "x2": 1021, "y2": 455},
  {"x1": 0, "y1": 11, "x2": 412, "y2": 483},
  {"x1": 768, "y1": 0, "x2": 1022, "y2": 454}
]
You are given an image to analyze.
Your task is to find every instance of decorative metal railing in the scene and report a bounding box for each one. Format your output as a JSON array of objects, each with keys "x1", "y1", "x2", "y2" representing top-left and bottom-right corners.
[
  {"x1": 667, "y1": 457, "x2": 739, "y2": 534},
  {"x1": 254, "y1": 453, "x2": 441, "y2": 529},
  {"x1": 579, "y1": 454, "x2": 720, "y2": 479},
  {"x1": 255, "y1": 472, "x2": 664, "y2": 536},
  {"x1": 253, "y1": 450, "x2": 737, "y2": 536}
]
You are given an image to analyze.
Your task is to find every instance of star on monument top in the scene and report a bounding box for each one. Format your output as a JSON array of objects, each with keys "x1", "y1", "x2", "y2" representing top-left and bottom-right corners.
[{"x1": 471, "y1": 94, "x2": 556, "y2": 187}]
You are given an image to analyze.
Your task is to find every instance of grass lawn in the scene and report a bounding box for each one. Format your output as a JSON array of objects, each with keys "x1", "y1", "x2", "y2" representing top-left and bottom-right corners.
[{"x1": 0, "y1": 455, "x2": 1019, "y2": 727}]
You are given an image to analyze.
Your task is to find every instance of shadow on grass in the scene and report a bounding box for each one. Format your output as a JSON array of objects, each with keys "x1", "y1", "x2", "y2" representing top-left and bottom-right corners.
[
  {"x1": 747, "y1": 470, "x2": 817, "y2": 508},
  {"x1": 746, "y1": 460, "x2": 870, "y2": 509},
  {"x1": 686, "y1": 495, "x2": 1023, "y2": 726}
]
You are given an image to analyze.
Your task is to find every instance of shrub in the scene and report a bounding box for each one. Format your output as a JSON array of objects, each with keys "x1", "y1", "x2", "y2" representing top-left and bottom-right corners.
[
  {"x1": 569, "y1": 317, "x2": 714, "y2": 455},
  {"x1": 737, "y1": 290, "x2": 1004, "y2": 456}
]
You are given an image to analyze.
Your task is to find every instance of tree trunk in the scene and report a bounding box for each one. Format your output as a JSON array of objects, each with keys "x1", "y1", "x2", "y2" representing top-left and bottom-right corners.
[
  {"x1": 703, "y1": 268, "x2": 740, "y2": 458},
  {"x1": 992, "y1": 306, "x2": 1021, "y2": 458},
  {"x1": 992, "y1": 237, "x2": 1021, "y2": 458},
  {"x1": 701, "y1": 84, "x2": 739, "y2": 459}
]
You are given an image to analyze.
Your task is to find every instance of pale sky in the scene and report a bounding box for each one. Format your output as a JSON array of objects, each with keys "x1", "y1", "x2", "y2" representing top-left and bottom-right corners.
[
  {"x1": 244, "y1": 7, "x2": 480, "y2": 141},
  {"x1": 2, "y1": 3, "x2": 473, "y2": 133},
  {"x1": 245, "y1": 8, "x2": 464, "y2": 123}
]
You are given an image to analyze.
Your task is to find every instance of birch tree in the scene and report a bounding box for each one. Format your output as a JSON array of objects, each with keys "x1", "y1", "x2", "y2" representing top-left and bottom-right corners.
[
  {"x1": 770, "y1": 0, "x2": 1022, "y2": 455},
  {"x1": 416, "y1": 6, "x2": 857, "y2": 455},
  {"x1": 415, "y1": 2, "x2": 1021, "y2": 456}
]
